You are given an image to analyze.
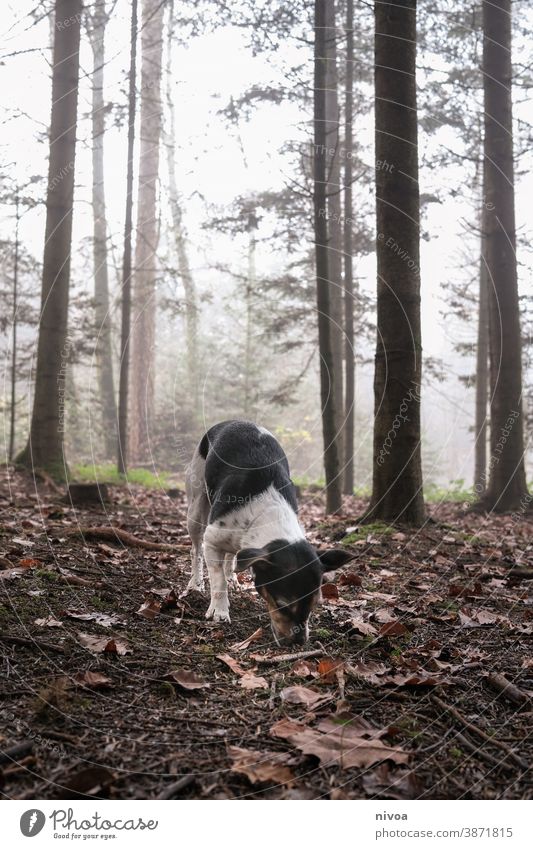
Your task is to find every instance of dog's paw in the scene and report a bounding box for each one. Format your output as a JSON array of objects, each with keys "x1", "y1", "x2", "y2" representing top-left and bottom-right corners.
[
  {"x1": 180, "y1": 578, "x2": 205, "y2": 598},
  {"x1": 205, "y1": 603, "x2": 230, "y2": 623}
]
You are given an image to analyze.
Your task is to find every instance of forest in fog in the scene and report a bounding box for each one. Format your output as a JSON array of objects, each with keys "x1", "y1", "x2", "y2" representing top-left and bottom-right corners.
[
  {"x1": 1, "y1": 0, "x2": 533, "y2": 806},
  {"x1": 0, "y1": 0, "x2": 532, "y2": 515}
]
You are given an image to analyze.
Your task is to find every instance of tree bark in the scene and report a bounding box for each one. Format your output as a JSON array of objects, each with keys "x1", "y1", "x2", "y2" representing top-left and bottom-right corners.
[
  {"x1": 16, "y1": 0, "x2": 82, "y2": 480},
  {"x1": 117, "y1": 0, "x2": 138, "y2": 475},
  {"x1": 88, "y1": 2, "x2": 117, "y2": 458},
  {"x1": 315, "y1": 0, "x2": 342, "y2": 514},
  {"x1": 480, "y1": 0, "x2": 528, "y2": 511},
  {"x1": 9, "y1": 197, "x2": 20, "y2": 462},
  {"x1": 343, "y1": 0, "x2": 355, "y2": 495},
  {"x1": 365, "y1": 0, "x2": 425, "y2": 525},
  {"x1": 324, "y1": 0, "x2": 345, "y2": 474},
  {"x1": 129, "y1": 0, "x2": 165, "y2": 462},
  {"x1": 474, "y1": 202, "x2": 489, "y2": 494},
  {"x1": 164, "y1": 1, "x2": 199, "y2": 421}
]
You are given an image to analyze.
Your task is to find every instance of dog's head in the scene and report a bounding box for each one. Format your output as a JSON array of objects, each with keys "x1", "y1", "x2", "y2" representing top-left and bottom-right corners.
[{"x1": 235, "y1": 539, "x2": 353, "y2": 646}]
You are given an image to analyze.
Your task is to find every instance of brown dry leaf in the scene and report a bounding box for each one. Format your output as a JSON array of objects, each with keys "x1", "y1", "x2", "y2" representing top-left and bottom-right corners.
[
  {"x1": 321, "y1": 582, "x2": 339, "y2": 601},
  {"x1": 230, "y1": 627, "x2": 264, "y2": 652},
  {"x1": 290, "y1": 659, "x2": 318, "y2": 678},
  {"x1": 459, "y1": 608, "x2": 501, "y2": 628},
  {"x1": 216, "y1": 653, "x2": 248, "y2": 676},
  {"x1": 63, "y1": 766, "x2": 114, "y2": 795},
  {"x1": 19, "y1": 557, "x2": 43, "y2": 568},
  {"x1": 160, "y1": 589, "x2": 179, "y2": 610},
  {"x1": 136, "y1": 598, "x2": 161, "y2": 620},
  {"x1": 73, "y1": 671, "x2": 113, "y2": 688},
  {"x1": 388, "y1": 672, "x2": 444, "y2": 687},
  {"x1": 379, "y1": 620, "x2": 410, "y2": 637},
  {"x1": 168, "y1": 668, "x2": 210, "y2": 690},
  {"x1": 78, "y1": 633, "x2": 132, "y2": 655},
  {"x1": 228, "y1": 745, "x2": 294, "y2": 786},
  {"x1": 65, "y1": 610, "x2": 126, "y2": 628},
  {"x1": 338, "y1": 572, "x2": 362, "y2": 588},
  {"x1": 270, "y1": 717, "x2": 408, "y2": 770},
  {"x1": 280, "y1": 685, "x2": 331, "y2": 709},
  {"x1": 0, "y1": 558, "x2": 40, "y2": 580},
  {"x1": 239, "y1": 672, "x2": 269, "y2": 690},
  {"x1": 347, "y1": 660, "x2": 391, "y2": 685},
  {"x1": 317, "y1": 658, "x2": 344, "y2": 684},
  {"x1": 347, "y1": 618, "x2": 378, "y2": 636},
  {"x1": 34, "y1": 616, "x2": 63, "y2": 628},
  {"x1": 374, "y1": 608, "x2": 397, "y2": 624}
]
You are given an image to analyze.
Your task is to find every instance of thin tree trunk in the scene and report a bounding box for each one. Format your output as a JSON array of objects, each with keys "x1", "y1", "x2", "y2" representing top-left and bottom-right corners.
[
  {"x1": 9, "y1": 197, "x2": 20, "y2": 461},
  {"x1": 129, "y1": 0, "x2": 165, "y2": 462},
  {"x1": 365, "y1": 0, "x2": 425, "y2": 525},
  {"x1": 474, "y1": 202, "x2": 489, "y2": 493},
  {"x1": 117, "y1": 0, "x2": 138, "y2": 476},
  {"x1": 244, "y1": 211, "x2": 257, "y2": 417},
  {"x1": 16, "y1": 0, "x2": 82, "y2": 480},
  {"x1": 481, "y1": 0, "x2": 528, "y2": 511},
  {"x1": 324, "y1": 0, "x2": 345, "y2": 464},
  {"x1": 89, "y1": 3, "x2": 117, "y2": 458},
  {"x1": 315, "y1": 0, "x2": 342, "y2": 514},
  {"x1": 343, "y1": 0, "x2": 355, "y2": 495},
  {"x1": 164, "y1": 1, "x2": 199, "y2": 420}
]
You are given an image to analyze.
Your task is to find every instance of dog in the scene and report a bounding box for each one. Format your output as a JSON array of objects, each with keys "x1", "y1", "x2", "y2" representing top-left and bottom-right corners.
[{"x1": 184, "y1": 420, "x2": 353, "y2": 645}]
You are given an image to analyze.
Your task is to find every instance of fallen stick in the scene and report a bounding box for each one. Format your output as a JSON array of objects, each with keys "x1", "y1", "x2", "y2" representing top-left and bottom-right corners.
[
  {"x1": 0, "y1": 740, "x2": 34, "y2": 766},
  {"x1": 431, "y1": 695, "x2": 528, "y2": 770},
  {"x1": 0, "y1": 634, "x2": 65, "y2": 654},
  {"x1": 485, "y1": 673, "x2": 531, "y2": 707},
  {"x1": 61, "y1": 526, "x2": 189, "y2": 552},
  {"x1": 0, "y1": 556, "x2": 13, "y2": 569},
  {"x1": 157, "y1": 774, "x2": 195, "y2": 799},
  {"x1": 507, "y1": 569, "x2": 533, "y2": 580},
  {"x1": 454, "y1": 731, "x2": 514, "y2": 772},
  {"x1": 254, "y1": 648, "x2": 324, "y2": 665}
]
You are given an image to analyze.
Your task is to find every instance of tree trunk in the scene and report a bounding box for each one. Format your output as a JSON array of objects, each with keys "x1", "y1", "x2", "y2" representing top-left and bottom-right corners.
[
  {"x1": 16, "y1": 0, "x2": 82, "y2": 480},
  {"x1": 481, "y1": 0, "x2": 528, "y2": 511},
  {"x1": 324, "y1": 0, "x2": 345, "y2": 471},
  {"x1": 117, "y1": 0, "x2": 138, "y2": 475},
  {"x1": 315, "y1": 0, "x2": 342, "y2": 514},
  {"x1": 474, "y1": 202, "x2": 489, "y2": 494},
  {"x1": 343, "y1": 0, "x2": 355, "y2": 495},
  {"x1": 9, "y1": 197, "x2": 20, "y2": 462},
  {"x1": 89, "y1": 3, "x2": 117, "y2": 458},
  {"x1": 129, "y1": 0, "x2": 165, "y2": 462},
  {"x1": 365, "y1": 0, "x2": 425, "y2": 525},
  {"x1": 164, "y1": 1, "x2": 199, "y2": 421}
]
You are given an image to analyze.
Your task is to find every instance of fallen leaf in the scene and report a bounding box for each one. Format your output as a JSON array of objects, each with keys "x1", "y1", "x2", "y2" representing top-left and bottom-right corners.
[
  {"x1": 317, "y1": 658, "x2": 344, "y2": 684},
  {"x1": 388, "y1": 672, "x2": 444, "y2": 687},
  {"x1": 239, "y1": 672, "x2": 268, "y2": 690},
  {"x1": 338, "y1": 572, "x2": 362, "y2": 587},
  {"x1": 270, "y1": 717, "x2": 408, "y2": 769},
  {"x1": 321, "y1": 582, "x2": 339, "y2": 601},
  {"x1": 230, "y1": 627, "x2": 264, "y2": 652},
  {"x1": 19, "y1": 558, "x2": 42, "y2": 568},
  {"x1": 73, "y1": 671, "x2": 113, "y2": 688},
  {"x1": 280, "y1": 685, "x2": 331, "y2": 709},
  {"x1": 347, "y1": 618, "x2": 378, "y2": 636},
  {"x1": 459, "y1": 608, "x2": 501, "y2": 628},
  {"x1": 34, "y1": 616, "x2": 63, "y2": 628},
  {"x1": 216, "y1": 653, "x2": 248, "y2": 676},
  {"x1": 78, "y1": 633, "x2": 132, "y2": 655},
  {"x1": 63, "y1": 766, "x2": 114, "y2": 796},
  {"x1": 136, "y1": 598, "x2": 161, "y2": 620},
  {"x1": 347, "y1": 660, "x2": 391, "y2": 684},
  {"x1": 168, "y1": 668, "x2": 210, "y2": 690},
  {"x1": 228, "y1": 746, "x2": 294, "y2": 786},
  {"x1": 379, "y1": 620, "x2": 410, "y2": 637},
  {"x1": 65, "y1": 610, "x2": 126, "y2": 628},
  {"x1": 290, "y1": 659, "x2": 318, "y2": 678}
]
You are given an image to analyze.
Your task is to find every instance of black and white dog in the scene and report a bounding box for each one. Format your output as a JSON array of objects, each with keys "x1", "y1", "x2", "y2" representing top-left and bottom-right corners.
[{"x1": 185, "y1": 420, "x2": 352, "y2": 645}]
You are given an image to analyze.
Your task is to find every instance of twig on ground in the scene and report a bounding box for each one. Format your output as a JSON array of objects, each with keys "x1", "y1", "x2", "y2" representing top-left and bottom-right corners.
[
  {"x1": 0, "y1": 634, "x2": 65, "y2": 654},
  {"x1": 485, "y1": 673, "x2": 531, "y2": 707},
  {"x1": 0, "y1": 740, "x2": 34, "y2": 765},
  {"x1": 431, "y1": 695, "x2": 528, "y2": 770},
  {"x1": 254, "y1": 648, "x2": 324, "y2": 665},
  {"x1": 157, "y1": 774, "x2": 195, "y2": 799},
  {"x1": 60, "y1": 526, "x2": 189, "y2": 552}
]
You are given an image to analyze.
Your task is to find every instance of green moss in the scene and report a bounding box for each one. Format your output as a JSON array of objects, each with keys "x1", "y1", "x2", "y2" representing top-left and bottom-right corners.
[
  {"x1": 341, "y1": 522, "x2": 393, "y2": 545},
  {"x1": 449, "y1": 747, "x2": 463, "y2": 759},
  {"x1": 36, "y1": 569, "x2": 60, "y2": 583},
  {"x1": 314, "y1": 628, "x2": 333, "y2": 639},
  {"x1": 71, "y1": 464, "x2": 170, "y2": 489}
]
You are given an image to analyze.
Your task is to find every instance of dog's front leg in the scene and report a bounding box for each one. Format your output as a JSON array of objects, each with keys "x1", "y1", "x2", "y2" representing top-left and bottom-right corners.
[{"x1": 204, "y1": 541, "x2": 230, "y2": 623}]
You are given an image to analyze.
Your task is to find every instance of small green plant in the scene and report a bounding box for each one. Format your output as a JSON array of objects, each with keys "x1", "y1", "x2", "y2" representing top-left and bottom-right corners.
[{"x1": 341, "y1": 522, "x2": 392, "y2": 545}]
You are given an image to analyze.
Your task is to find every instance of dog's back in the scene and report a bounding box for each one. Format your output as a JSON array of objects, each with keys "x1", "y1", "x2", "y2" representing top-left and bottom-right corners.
[{"x1": 200, "y1": 420, "x2": 297, "y2": 522}]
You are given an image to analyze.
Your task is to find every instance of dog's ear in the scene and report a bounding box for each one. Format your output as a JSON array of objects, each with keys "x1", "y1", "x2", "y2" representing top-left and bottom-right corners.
[
  {"x1": 235, "y1": 547, "x2": 270, "y2": 573},
  {"x1": 318, "y1": 549, "x2": 354, "y2": 573}
]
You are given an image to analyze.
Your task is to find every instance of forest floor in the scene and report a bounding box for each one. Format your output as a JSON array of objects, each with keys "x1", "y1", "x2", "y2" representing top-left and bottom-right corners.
[{"x1": 0, "y1": 468, "x2": 532, "y2": 801}]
